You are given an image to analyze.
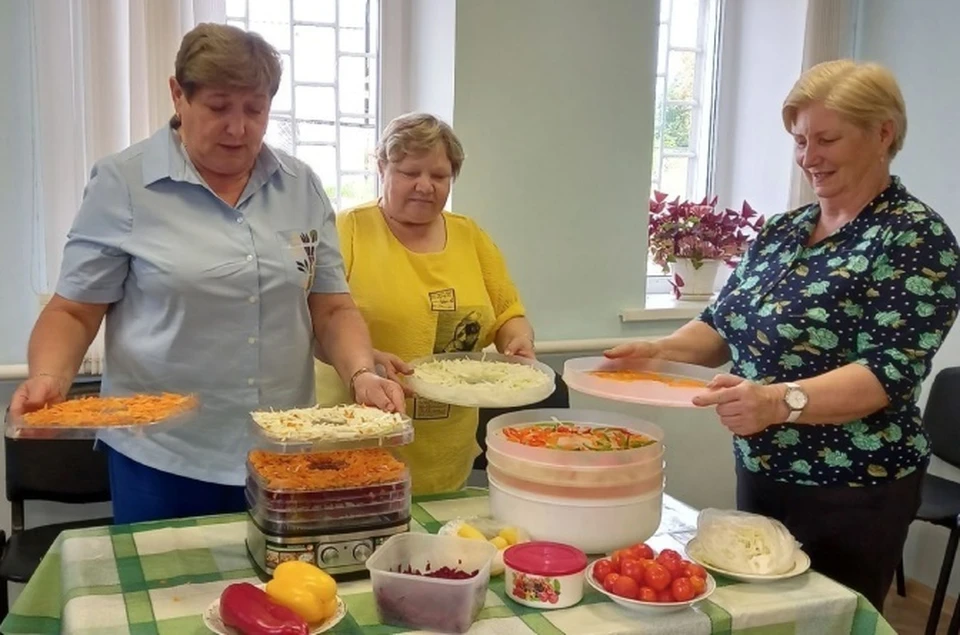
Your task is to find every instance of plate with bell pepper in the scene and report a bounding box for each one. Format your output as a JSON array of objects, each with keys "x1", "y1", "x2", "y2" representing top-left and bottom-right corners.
[{"x1": 203, "y1": 561, "x2": 346, "y2": 634}]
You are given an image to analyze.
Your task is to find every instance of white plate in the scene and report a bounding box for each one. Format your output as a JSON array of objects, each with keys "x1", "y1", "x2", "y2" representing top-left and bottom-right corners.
[
  {"x1": 406, "y1": 352, "x2": 556, "y2": 408},
  {"x1": 203, "y1": 587, "x2": 347, "y2": 635},
  {"x1": 584, "y1": 561, "x2": 715, "y2": 614},
  {"x1": 685, "y1": 538, "x2": 811, "y2": 583}
]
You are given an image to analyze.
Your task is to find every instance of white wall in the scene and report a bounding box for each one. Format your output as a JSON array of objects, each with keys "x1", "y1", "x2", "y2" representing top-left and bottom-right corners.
[{"x1": 856, "y1": 0, "x2": 960, "y2": 599}]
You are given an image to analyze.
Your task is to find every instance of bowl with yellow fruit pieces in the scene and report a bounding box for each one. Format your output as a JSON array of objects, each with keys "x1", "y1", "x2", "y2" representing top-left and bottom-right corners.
[{"x1": 439, "y1": 517, "x2": 530, "y2": 576}]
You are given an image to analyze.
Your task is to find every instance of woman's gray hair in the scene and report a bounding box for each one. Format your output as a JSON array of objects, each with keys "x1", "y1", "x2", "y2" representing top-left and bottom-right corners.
[
  {"x1": 170, "y1": 23, "x2": 282, "y2": 129},
  {"x1": 376, "y1": 113, "x2": 465, "y2": 178}
]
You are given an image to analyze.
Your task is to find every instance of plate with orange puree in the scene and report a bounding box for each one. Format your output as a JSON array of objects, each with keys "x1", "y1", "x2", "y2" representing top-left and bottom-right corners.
[
  {"x1": 562, "y1": 356, "x2": 715, "y2": 407},
  {"x1": 7, "y1": 392, "x2": 198, "y2": 439}
]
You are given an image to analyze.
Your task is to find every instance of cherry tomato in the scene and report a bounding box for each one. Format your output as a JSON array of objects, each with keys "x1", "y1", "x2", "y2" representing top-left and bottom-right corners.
[
  {"x1": 620, "y1": 559, "x2": 646, "y2": 585},
  {"x1": 610, "y1": 549, "x2": 631, "y2": 572},
  {"x1": 612, "y1": 574, "x2": 640, "y2": 600},
  {"x1": 643, "y1": 562, "x2": 672, "y2": 592},
  {"x1": 593, "y1": 559, "x2": 614, "y2": 583},
  {"x1": 629, "y1": 543, "x2": 655, "y2": 560},
  {"x1": 684, "y1": 562, "x2": 708, "y2": 579},
  {"x1": 658, "y1": 556, "x2": 685, "y2": 579},
  {"x1": 603, "y1": 572, "x2": 621, "y2": 593},
  {"x1": 656, "y1": 589, "x2": 675, "y2": 603},
  {"x1": 671, "y1": 577, "x2": 695, "y2": 602},
  {"x1": 689, "y1": 575, "x2": 707, "y2": 595},
  {"x1": 658, "y1": 548, "x2": 682, "y2": 563},
  {"x1": 637, "y1": 586, "x2": 658, "y2": 602},
  {"x1": 636, "y1": 557, "x2": 655, "y2": 571}
]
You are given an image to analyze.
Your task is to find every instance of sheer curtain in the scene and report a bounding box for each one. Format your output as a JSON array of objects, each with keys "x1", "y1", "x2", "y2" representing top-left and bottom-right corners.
[
  {"x1": 787, "y1": 0, "x2": 856, "y2": 210},
  {"x1": 30, "y1": 0, "x2": 225, "y2": 374}
]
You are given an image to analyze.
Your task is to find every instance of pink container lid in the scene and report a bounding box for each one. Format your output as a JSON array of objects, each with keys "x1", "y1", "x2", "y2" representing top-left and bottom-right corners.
[{"x1": 503, "y1": 541, "x2": 588, "y2": 576}]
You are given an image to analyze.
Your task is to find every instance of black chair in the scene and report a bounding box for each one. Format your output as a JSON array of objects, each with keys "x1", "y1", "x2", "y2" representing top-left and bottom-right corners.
[
  {"x1": 0, "y1": 378, "x2": 113, "y2": 620},
  {"x1": 472, "y1": 373, "x2": 571, "y2": 474},
  {"x1": 894, "y1": 367, "x2": 960, "y2": 635}
]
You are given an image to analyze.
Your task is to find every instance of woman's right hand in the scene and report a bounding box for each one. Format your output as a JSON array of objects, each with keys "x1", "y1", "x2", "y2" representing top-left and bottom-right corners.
[
  {"x1": 603, "y1": 340, "x2": 660, "y2": 360},
  {"x1": 373, "y1": 350, "x2": 415, "y2": 397},
  {"x1": 9, "y1": 374, "x2": 66, "y2": 418}
]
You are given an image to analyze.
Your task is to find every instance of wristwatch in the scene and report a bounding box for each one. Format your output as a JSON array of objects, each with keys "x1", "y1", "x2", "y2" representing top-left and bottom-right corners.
[{"x1": 783, "y1": 382, "x2": 808, "y2": 423}]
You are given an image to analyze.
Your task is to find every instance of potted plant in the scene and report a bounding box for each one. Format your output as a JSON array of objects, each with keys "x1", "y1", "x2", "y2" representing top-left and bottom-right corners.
[{"x1": 648, "y1": 192, "x2": 764, "y2": 300}]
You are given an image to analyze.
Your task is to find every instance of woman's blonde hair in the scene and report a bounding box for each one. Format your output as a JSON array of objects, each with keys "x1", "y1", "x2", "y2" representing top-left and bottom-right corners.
[
  {"x1": 376, "y1": 113, "x2": 466, "y2": 178},
  {"x1": 171, "y1": 23, "x2": 282, "y2": 128},
  {"x1": 782, "y1": 59, "x2": 907, "y2": 158}
]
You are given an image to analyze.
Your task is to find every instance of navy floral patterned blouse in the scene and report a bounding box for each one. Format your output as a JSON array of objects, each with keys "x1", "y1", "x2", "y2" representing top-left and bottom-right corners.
[{"x1": 700, "y1": 176, "x2": 960, "y2": 486}]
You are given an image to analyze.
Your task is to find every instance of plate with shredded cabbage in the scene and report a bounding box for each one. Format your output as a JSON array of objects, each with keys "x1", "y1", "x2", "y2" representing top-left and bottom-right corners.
[
  {"x1": 405, "y1": 352, "x2": 556, "y2": 408},
  {"x1": 250, "y1": 404, "x2": 413, "y2": 451},
  {"x1": 684, "y1": 508, "x2": 810, "y2": 583}
]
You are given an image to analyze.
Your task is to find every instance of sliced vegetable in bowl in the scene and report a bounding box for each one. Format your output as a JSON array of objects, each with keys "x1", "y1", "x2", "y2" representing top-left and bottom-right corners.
[
  {"x1": 690, "y1": 508, "x2": 802, "y2": 576},
  {"x1": 500, "y1": 421, "x2": 656, "y2": 452}
]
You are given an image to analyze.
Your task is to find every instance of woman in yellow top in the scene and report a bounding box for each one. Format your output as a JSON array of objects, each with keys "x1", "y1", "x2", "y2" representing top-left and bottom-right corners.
[{"x1": 316, "y1": 112, "x2": 536, "y2": 495}]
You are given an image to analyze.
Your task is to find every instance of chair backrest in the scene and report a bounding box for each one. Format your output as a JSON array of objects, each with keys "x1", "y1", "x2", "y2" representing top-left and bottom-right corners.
[
  {"x1": 4, "y1": 379, "x2": 111, "y2": 505},
  {"x1": 922, "y1": 366, "x2": 960, "y2": 469},
  {"x1": 473, "y1": 373, "x2": 571, "y2": 471}
]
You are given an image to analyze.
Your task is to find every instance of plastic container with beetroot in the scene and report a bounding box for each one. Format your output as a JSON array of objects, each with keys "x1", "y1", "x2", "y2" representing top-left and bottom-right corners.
[{"x1": 365, "y1": 533, "x2": 497, "y2": 634}]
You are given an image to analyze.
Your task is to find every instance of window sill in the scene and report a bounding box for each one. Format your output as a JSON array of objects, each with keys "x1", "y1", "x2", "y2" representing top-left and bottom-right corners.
[{"x1": 620, "y1": 294, "x2": 712, "y2": 323}]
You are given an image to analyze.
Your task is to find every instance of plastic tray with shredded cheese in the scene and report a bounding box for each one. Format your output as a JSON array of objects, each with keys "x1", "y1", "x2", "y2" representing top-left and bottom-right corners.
[
  {"x1": 405, "y1": 352, "x2": 556, "y2": 408},
  {"x1": 5, "y1": 393, "x2": 199, "y2": 439},
  {"x1": 250, "y1": 403, "x2": 414, "y2": 452}
]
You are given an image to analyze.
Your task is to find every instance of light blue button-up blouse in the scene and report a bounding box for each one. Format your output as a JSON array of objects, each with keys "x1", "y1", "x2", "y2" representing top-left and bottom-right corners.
[{"x1": 56, "y1": 126, "x2": 348, "y2": 485}]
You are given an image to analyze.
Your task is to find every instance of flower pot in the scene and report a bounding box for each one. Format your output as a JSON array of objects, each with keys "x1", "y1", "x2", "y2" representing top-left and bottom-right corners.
[{"x1": 671, "y1": 258, "x2": 719, "y2": 300}]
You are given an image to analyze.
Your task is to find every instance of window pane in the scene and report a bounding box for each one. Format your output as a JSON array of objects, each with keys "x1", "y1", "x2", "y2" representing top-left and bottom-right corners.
[
  {"x1": 651, "y1": 146, "x2": 661, "y2": 184},
  {"x1": 294, "y1": 0, "x2": 335, "y2": 23},
  {"x1": 295, "y1": 86, "x2": 336, "y2": 121},
  {"x1": 340, "y1": 0, "x2": 373, "y2": 28},
  {"x1": 657, "y1": 24, "x2": 668, "y2": 76},
  {"x1": 294, "y1": 26, "x2": 335, "y2": 82},
  {"x1": 667, "y1": 51, "x2": 696, "y2": 101},
  {"x1": 340, "y1": 125, "x2": 376, "y2": 172},
  {"x1": 273, "y1": 54, "x2": 292, "y2": 113},
  {"x1": 226, "y1": 0, "x2": 246, "y2": 19},
  {"x1": 249, "y1": 0, "x2": 290, "y2": 51},
  {"x1": 297, "y1": 145, "x2": 338, "y2": 191},
  {"x1": 662, "y1": 103, "x2": 691, "y2": 149},
  {"x1": 653, "y1": 76, "x2": 665, "y2": 145},
  {"x1": 340, "y1": 173, "x2": 377, "y2": 210},
  {"x1": 340, "y1": 27, "x2": 373, "y2": 54},
  {"x1": 660, "y1": 0, "x2": 673, "y2": 23},
  {"x1": 670, "y1": 0, "x2": 701, "y2": 48},
  {"x1": 266, "y1": 117, "x2": 294, "y2": 154},
  {"x1": 227, "y1": 19, "x2": 247, "y2": 30},
  {"x1": 661, "y1": 156, "x2": 690, "y2": 198},
  {"x1": 298, "y1": 121, "x2": 335, "y2": 143},
  {"x1": 339, "y1": 56, "x2": 377, "y2": 116}
]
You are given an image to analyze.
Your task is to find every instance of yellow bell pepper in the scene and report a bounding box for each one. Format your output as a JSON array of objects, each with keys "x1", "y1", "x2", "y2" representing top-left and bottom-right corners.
[{"x1": 265, "y1": 561, "x2": 338, "y2": 624}]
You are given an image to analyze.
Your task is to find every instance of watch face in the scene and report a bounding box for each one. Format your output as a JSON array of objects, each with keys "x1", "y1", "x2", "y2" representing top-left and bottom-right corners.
[{"x1": 786, "y1": 389, "x2": 807, "y2": 409}]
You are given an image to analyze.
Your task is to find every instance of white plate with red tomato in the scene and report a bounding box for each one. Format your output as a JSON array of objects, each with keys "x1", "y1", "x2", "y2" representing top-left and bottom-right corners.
[{"x1": 586, "y1": 543, "x2": 716, "y2": 614}]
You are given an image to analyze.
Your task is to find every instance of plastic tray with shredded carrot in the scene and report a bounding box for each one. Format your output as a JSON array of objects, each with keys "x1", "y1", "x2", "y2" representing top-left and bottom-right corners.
[
  {"x1": 247, "y1": 448, "x2": 409, "y2": 494},
  {"x1": 6, "y1": 393, "x2": 198, "y2": 439}
]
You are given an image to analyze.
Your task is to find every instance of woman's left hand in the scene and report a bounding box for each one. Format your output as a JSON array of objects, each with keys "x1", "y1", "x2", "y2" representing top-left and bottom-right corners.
[
  {"x1": 503, "y1": 335, "x2": 536, "y2": 359},
  {"x1": 352, "y1": 372, "x2": 407, "y2": 414},
  {"x1": 692, "y1": 374, "x2": 785, "y2": 436}
]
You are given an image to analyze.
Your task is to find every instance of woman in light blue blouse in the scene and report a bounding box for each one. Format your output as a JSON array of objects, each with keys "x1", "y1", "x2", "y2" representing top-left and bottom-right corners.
[{"x1": 9, "y1": 24, "x2": 405, "y2": 524}]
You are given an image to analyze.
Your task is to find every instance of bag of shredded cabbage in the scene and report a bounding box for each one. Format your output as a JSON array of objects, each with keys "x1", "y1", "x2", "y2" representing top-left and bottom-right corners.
[{"x1": 692, "y1": 508, "x2": 801, "y2": 575}]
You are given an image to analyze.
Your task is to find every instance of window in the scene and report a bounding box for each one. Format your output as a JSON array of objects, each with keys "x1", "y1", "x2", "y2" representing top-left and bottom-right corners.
[
  {"x1": 226, "y1": 0, "x2": 381, "y2": 211},
  {"x1": 647, "y1": 0, "x2": 722, "y2": 293}
]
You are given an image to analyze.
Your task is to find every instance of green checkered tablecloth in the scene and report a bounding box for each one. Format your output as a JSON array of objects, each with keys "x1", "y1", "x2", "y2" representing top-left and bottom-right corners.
[{"x1": 1, "y1": 488, "x2": 895, "y2": 635}]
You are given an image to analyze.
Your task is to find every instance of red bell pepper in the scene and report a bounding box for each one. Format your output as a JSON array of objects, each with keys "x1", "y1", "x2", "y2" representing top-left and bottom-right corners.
[{"x1": 219, "y1": 583, "x2": 309, "y2": 635}]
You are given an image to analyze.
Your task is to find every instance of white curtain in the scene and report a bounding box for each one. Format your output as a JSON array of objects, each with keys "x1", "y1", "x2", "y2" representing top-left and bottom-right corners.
[
  {"x1": 787, "y1": 0, "x2": 856, "y2": 210},
  {"x1": 30, "y1": 0, "x2": 226, "y2": 374}
]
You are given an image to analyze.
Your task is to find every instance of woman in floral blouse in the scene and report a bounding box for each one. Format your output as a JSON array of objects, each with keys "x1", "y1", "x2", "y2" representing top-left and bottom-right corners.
[{"x1": 608, "y1": 60, "x2": 960, "y2": 611}]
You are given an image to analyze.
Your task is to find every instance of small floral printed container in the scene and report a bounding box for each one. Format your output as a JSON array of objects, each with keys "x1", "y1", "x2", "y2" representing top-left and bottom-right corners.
[{"x1": 503, "y1": 541, "x2": 588, "y2": 609}]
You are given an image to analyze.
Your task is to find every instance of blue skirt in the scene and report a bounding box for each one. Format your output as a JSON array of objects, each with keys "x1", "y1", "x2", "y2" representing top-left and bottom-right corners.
[{"x1": 104, "y1": 445, "x2": 246, "y2": 525}]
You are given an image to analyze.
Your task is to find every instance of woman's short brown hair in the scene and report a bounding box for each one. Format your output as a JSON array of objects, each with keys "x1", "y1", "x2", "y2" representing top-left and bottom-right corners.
[
  {"x1": 171, "y1": 23, "x2": 282, "y2": 127},
  {"x1": 782, "y1": 59, "x2": 907, "y2": 158},
  {"x1": 376, "y1": 113, "x2": 466, "y2": 178}
]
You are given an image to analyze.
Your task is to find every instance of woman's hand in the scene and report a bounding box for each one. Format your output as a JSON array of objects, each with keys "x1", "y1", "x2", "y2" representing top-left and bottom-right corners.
[
  {"x1": 352, "y1": 372, "x2": 407, "y2": 414},
  {"x1": 373, "y1": 350, "x2": 414, "y2": 397},
  {"x1": 604, "y1": 340, "x2": 659, "y2": 360},
  {"x1": 503, "y1": 335, "x2": 536, "y2": 359},
  {"x1": 9, "y1": 374, "x2": 66, "y2": 418},
  {"x1": 692, "y1": 374, "x2": 786, "y2": 436}
]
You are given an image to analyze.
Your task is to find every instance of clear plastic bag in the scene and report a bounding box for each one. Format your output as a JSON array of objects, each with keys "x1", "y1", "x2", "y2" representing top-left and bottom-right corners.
[{"x1": 694, "y1": 508, "x2": 801, "y2": 575}]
